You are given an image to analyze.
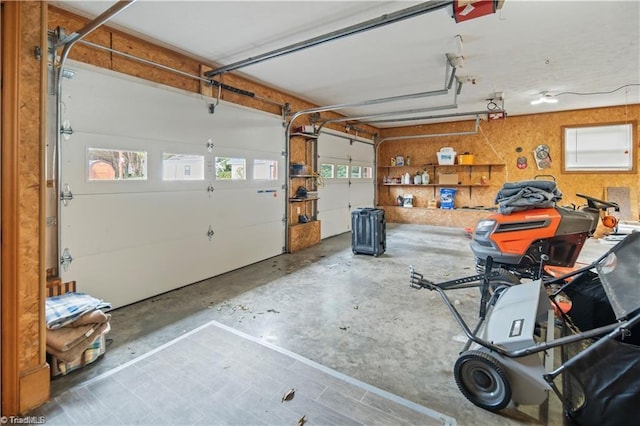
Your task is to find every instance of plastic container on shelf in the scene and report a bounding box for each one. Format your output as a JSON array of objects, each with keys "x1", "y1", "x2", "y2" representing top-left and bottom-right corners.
[
  {"x1": 458, "y1": 153, "x2": 475, "y2": 165},
  {"x1": 440, "y1": 187, "x2": 457, "y2": 209},
  {"x1": 437, "y1": 147, "x2": 457, "y2": 165},
  {"x1": 421, "y1": 170, "x2": 430, "y2": 184},
  {"x1": 290, "y1": 163, "x2": 305, "y2": 175}
]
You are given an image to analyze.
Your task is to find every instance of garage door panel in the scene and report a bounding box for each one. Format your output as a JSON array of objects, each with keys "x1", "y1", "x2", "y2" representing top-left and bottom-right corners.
[
  {"x1": 208, "y1": 187, "x2": 283, "y2": 228},
  {"x1": 60, "y1": 62, "x2": 284, "y2": 307},
  {"x1": 63, "y1": 131, "x2": 212, "y2": 196},
  {"x1": 317, "y1": 133, "x2": 350, "y2": 158},
  {"x1": 62, "y1": 192, "x2": 210, "y2": 257},
  {"x1": 350, "y1": 141, "x2": 375, "y2": 161},
  {"x1": 210, "y1": 112, "x2": 285, "y2": 152},
  {"x1": 63, "y1": 66, "x2": 284, "y2": 153},
  {"x1": 63, "y1": 67, "x2": 220, "y2": 145},
  {"x1": 318, "y1": 183, "x2": 349, "y2": 210},
  {"x1": 210, "y1": 223, "x2": 283, "y2": 271},
  {"x1": 350, "y1": 182, "x2": 375, "y2": 208},
  {"x1": 68, "y1": 232, "x2": 215, "y2": 307},
  {"x1": 319, "y1": 208, "x2": 351, "y2": 238},
  {"x1": 317, "y1": 131, "x2": 374, "y2": 239}
]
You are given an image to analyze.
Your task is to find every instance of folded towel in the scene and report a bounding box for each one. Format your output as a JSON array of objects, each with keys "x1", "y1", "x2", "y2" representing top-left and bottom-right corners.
[
  {"x1": 69, "y1": 310, "x2": 110, "y2": 328},
  {"x1": 47, "y1": 322, "x2": 110, "y2": 363},
  {"x1": 46, "y1": 310, "x2": 111, "y2": 352},
  {"x1": 47, "y1": 323, "x2": 103, "y2": 352},
  {"x1": 46, "y1": 292, "x2": 111, "y2": 329}
]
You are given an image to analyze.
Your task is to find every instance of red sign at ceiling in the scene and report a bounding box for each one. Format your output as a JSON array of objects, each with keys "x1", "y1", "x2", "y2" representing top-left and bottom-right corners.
[{"x1": 453, "y1": 0, "x2": 498, "y2": 23}]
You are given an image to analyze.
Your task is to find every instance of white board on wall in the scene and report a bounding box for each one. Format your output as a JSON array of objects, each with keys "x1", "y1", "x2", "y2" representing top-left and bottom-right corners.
[{"x1": 59, "y1": 61, "x2": 285, "y2": 308}]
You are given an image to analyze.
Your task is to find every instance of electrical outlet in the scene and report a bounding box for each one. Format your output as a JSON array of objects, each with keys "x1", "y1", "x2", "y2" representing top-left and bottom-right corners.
[{"x1": 297, "y1": 207, "x2": 301, "y2": 214}]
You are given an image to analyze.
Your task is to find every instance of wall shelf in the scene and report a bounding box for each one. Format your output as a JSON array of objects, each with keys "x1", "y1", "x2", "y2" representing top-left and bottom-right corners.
[
  {"x1": 380, "y1": 163, "x2": 505, "y2": 179},
  {"x1": 289, "y1": 197, "x2": 320, "y2": 202},
  {"x1": 290, "y1": 132, "x2": 319, "y2": 139},
  {"x1": 288, "y1": 132, "x2": 321, "y2": 252},
  {"x1": 380, "y1": 183, "x2": 492, "y2": 198},
  {"x1": 381, "y1": 183, "x2": 490, "y2": 187},
  {"x1": 380, "y1": 163, "x2": 505, "y2": 168},
  {"x1": 379, "y1": 160, "x2": 506, "y2": 202}
]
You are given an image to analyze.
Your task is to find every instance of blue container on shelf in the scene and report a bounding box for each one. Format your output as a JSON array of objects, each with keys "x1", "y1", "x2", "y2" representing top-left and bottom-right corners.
[
  {"x1": 440, "y1": 188, "x2": 457, "y2": 209},
  {"x1": 290, "y1": 163, "x2": 305, "y2": 175}
]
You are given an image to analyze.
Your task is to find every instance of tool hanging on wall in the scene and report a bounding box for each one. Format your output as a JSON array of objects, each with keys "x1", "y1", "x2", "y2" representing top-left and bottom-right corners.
[
  {"x1": 514, "y1": 146, "x2": 528, "y2": 169},
  {"x1": 516, "y1": 156, "x2": 528, "y2": 169},
  {"x1": 534, "y1": 144, "x2": 552, "y2": 169}
]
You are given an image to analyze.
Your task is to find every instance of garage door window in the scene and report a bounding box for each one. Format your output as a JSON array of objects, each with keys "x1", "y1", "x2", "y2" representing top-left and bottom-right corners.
[
  {"x1": 163, "y1": 153, "x2": 205, "y2": 181},
  {"x1": 362, "y1": 166, "x2": 373, "y2": 179},
  {"x1": 336, "y1": 164, "x2": 349, "y2": 179},
  {"x1": 562, "y1": 122, "x2": 636, "y2": 172},
  {"x1": 253, "y1": 159, "x2": 278, "y2": 180},
  {"x1": 320, "y1": 163, "x2": 334, "y2": 178},
  {"x1": 350, "y1": 165, "x2": 362, "y2": 178},
  {"x1": 88, "y1": 148, "x2": 147, "y2": 181},
  {"x1": 216, "y1": 156, "x2": 246, "y2": 180}
]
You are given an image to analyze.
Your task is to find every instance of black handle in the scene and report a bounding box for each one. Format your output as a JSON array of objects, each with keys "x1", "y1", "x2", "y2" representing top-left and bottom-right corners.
[
  {"x1": 576, "y1": 193, "x2": 620, "y2": 211},
  {"x1": 479, "y1": 256, "x2": 494, "y2": 319}
]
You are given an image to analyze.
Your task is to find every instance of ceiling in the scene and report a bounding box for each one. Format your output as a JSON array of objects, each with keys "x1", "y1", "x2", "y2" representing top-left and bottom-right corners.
[{"x1": 51, "y1": 1, "x2": 640, "y2": 128}]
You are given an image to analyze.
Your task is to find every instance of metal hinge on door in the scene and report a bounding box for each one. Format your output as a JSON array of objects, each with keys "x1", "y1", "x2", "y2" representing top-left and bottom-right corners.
[
  {"x1": 207, "y1": 225, "x2": 215, "y2": 241},
  {"x1": 60, "y1": 120, "x2": 74, "y2": 139},
  {"x1": 61, "y1": 184, "x2": 74, "y2": 206},
  {"x1": 60, "y1": 248, "x2": 73, "y2": 272}
]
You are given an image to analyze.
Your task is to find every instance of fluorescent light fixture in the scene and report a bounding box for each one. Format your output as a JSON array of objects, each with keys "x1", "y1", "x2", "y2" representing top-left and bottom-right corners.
[{"x1": 531, "y1": 92, "x2": 558, "y2": 105}]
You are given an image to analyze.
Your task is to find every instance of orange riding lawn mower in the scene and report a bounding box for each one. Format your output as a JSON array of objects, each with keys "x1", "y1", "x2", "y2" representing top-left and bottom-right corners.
[
  {"x1": 409, "y1": 179, "x2": 640, "y2": 424},
  {"x1": 470, "y1": 178, "x2": 620, "y2": 286}
]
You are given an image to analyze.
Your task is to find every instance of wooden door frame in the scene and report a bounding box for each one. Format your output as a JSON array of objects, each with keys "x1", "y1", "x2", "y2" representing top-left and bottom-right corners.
[{"x1": 1, "y1": 1, "x2": 49, "y2": 415}]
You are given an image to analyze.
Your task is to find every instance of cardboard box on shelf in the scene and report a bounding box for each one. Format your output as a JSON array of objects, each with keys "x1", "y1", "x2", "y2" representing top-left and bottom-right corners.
[{"x1": 438, "y1": 173, "x2": 459, "y2": 185}]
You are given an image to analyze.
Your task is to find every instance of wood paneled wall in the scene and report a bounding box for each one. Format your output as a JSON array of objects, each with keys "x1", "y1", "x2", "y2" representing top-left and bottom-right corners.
[
  {"x1": 1, "y1": 0, "x2": 50, "y2": 415},
  {"x1": 378, "y1": 106, "x2": 640, "y2": 221}
]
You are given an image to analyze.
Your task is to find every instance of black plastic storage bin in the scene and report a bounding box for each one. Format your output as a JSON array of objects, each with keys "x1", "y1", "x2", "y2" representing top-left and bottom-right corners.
[{"x1": 351, "y1": 208, "x2": 386, "y2": 256}]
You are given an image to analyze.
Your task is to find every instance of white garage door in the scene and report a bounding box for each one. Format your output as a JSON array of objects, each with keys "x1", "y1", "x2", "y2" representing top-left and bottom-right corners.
[
  {"x1": 317, "y1": 132, "x2": 374, "y2": 239},
  {"x1": 59, "y1": 63, "x2": 285, "y2": 308}
]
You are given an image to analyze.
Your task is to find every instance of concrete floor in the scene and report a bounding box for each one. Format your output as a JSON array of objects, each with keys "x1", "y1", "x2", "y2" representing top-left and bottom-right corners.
[{"x1": 35, "y1": 223, "x2": 614, "y2": 425}]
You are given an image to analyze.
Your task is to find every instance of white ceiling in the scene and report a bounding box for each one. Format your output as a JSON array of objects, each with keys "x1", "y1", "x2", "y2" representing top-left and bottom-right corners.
[{"x1": 52, "y1": 0, "x2": 640, "y2": 128}]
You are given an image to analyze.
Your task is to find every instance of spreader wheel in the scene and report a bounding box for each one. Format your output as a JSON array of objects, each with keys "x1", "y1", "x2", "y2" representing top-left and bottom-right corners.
[
  {"x1": 454, "y1": 350, "x2": 512, "y2": 411},
  {"x1": 479, "y1": 268, "x2": 520, "y2": 296}
]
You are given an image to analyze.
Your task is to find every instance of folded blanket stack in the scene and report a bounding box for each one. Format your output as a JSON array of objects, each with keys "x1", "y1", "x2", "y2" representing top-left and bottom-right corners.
[
  {"x1": 494, "y1": 180, "x2": 563, "y2": 215},
  {"x1": 45, "y1": 292, "x2": 112, "y2": 365}
]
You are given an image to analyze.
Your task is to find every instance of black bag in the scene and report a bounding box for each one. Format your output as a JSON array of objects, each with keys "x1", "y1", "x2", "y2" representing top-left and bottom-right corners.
[{"x1": 296, "y1": 186, "x2": 308, "y2": 199}]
